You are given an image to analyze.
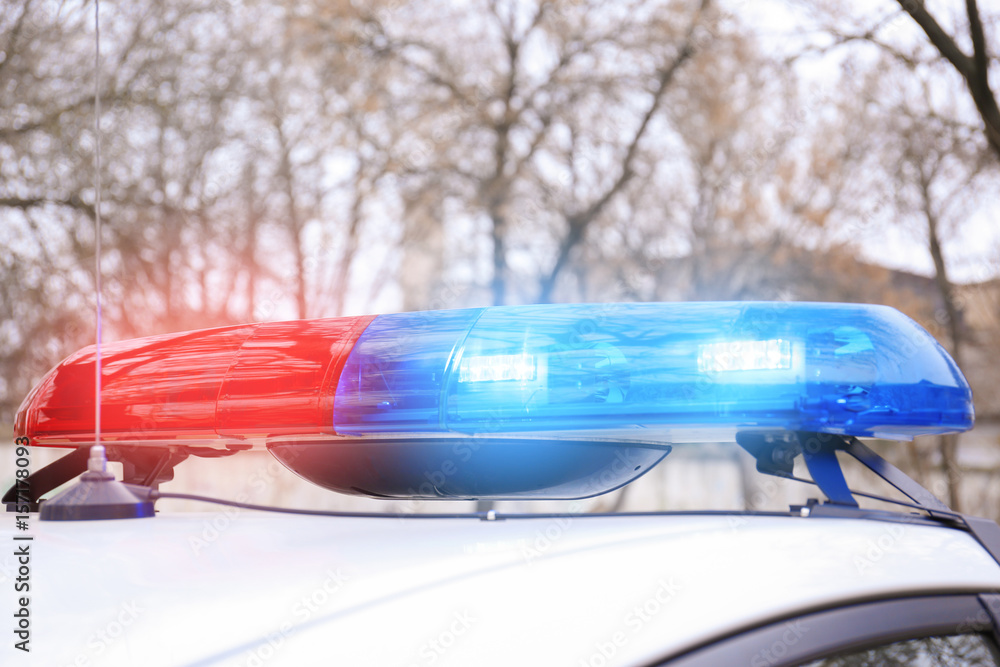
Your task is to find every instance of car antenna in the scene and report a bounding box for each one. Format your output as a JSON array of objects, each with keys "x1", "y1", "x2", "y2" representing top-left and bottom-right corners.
[
  {"x1": 93, "y1": 0, "x2": 103, "y2": 464},
  {"x1": 36, "y1": 0, "x2": 154, "y2": 521}
]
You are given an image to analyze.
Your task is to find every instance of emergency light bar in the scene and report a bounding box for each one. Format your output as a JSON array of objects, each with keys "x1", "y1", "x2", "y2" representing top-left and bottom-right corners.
[{"x1": 14, "y1": 302, "x2": 973, "y2": 499}]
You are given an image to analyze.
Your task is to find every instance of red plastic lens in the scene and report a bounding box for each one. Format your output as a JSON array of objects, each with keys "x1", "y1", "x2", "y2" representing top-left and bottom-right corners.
[{"x1": 15, "y1": 317, "x2": 374, "y2": 449}]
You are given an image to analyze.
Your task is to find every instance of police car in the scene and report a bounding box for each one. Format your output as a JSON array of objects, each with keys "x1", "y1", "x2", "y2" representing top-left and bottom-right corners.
[{"x1": 5, "y1": 302, "x2": 1000, "y2": 666}]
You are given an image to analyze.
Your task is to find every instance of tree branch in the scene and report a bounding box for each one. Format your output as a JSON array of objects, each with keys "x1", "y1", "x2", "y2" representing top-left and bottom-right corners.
[
  {"x1": 537, "y1": 3, "x2": 705, "y2": 302},
  {"x1": 965, "y1": 0, "x2": 990, "y2": 91},
  {"x1": 896, "y1": 0, "x2": 1000, "y2": 160},
  {"x1": 0, "y1": 196, "x2": 95, "y2": 219},
  {"x1": 896, "y1": 0, "x2": 974, "y2": 78}
]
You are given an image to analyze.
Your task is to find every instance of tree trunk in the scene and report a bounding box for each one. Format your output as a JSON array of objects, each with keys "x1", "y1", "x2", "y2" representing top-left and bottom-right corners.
[{"x1": 921, "y1": 174, "x2": 963, "y2": 512}]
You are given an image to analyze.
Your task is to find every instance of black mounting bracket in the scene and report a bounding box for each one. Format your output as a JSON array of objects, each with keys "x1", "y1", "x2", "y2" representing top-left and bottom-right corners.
[
  {"x1": 737, "y1": 430, "x2": 1000, "y2": 569},
  {"x1": 736, "y1": 431, "x2": 952, "y2": 512},
  {"x1": 3, "y1": 443, "x2": 249, "y2": 512}
]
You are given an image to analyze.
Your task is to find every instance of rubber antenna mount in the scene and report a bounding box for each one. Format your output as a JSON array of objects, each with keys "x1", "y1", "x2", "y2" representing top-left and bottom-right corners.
[
  {"x1": 4, "y1": 443, "x2": 246, "y2": 512},
  {"x1": 39, "y1": 445, "x2": 155, "y2": 521}
]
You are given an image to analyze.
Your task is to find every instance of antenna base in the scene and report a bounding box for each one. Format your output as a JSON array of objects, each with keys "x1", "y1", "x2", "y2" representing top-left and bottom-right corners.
[{"x1": 39, "y1": 446, "x2": 155, "y2": 521}]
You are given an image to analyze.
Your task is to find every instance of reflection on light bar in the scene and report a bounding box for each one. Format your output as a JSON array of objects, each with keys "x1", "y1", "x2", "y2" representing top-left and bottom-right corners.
[
  {"x1": 14, "y1": 302, "x2": 975, "y2": 453},
  {"x1": 334, "y1": 302, "x2": 974, "y2": 441},
  {"x1": 698, "y1": 339, "x2": 792, "y2": 372},
  {"x1": 12, "y1": 301, "x2": 976, "y2": 499},
  {"x1": 459, "y1": 354, "x2": 537, "y2": 383}
]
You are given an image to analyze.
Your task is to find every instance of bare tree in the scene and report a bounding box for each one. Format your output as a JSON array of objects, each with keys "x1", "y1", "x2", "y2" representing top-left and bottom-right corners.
[
  {"x1": 350, "y1": 0, "x2": 720, "y2": 306},
  {"x1": 894, "y1": 0, "x2": 1000, "y2": 162},
  {"x1": 777, "y1": 0, "x2": 1000, "y2": 511},
  {"x1": 809, "y1": 48, "x2": 992, "y2": 509},
  {"x1": 535, "y1": 2, "x2": 705, "y2": 303},
  {"x1": 794, "y1": 1, "x2": 999, "y2": 164},
  {"x1": 1, "y1": 0, "x2": 248, "y2": 416}
]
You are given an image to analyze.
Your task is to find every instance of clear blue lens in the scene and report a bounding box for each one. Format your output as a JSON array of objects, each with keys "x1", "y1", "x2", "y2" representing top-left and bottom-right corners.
[{"x1": 333, "y1": 302, "x2": 973, "y2": 441}]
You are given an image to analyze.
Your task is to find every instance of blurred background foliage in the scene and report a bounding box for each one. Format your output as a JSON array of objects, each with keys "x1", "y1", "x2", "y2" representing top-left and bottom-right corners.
[{"x1": 1, "y1": 0, "x2": 999, "y2": 514}]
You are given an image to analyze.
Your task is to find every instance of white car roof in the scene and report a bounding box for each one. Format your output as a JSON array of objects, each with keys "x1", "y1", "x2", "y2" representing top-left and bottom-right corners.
[{"x1": 9, "y1": 512, "x2": 1000, "y2": 666}]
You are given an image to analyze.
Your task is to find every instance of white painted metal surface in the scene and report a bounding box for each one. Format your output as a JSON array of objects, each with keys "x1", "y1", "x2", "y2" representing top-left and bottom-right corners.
[{"x1": 4, "y1": 512, "x2": 999, "y2": 666}]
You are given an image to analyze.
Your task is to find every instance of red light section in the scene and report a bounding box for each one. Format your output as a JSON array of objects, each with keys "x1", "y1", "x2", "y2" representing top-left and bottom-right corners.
[
  {"x1": 216, "y1": 317, "x2": 375, "y2": 437},
  {"x1": 15, "y1": 316, "x2": 374, "y2": 449},
  {"x1": 15, "y1": 326, "x2": 256, "y2": 447}
]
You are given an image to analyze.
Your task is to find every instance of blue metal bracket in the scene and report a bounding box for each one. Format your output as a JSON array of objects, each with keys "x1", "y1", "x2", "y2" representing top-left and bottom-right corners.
[
  {"x1": 737, "y1": 431, "x2": 951, "y2": 510},
  {"x1": 797, "y1": 433, "x2": 858, "y2": 507},
  {"x1": 841, "y1": 436, "x2": 951, "y2": 512}
]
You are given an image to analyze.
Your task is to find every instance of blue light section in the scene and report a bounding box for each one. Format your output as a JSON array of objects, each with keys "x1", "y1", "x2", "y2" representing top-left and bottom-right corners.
[
  {"x1": 459, "y1": 353, "x2": 537, "y2": 383},
  {"x1": 333, "y1": 302, "x2": 974, "y2": 440},
  {"x1": 697, "y1": 339, "x2": 792, "y2": 372},
  {"x1": 333, "y1": 308, "x2": 483, "y2": 431}
]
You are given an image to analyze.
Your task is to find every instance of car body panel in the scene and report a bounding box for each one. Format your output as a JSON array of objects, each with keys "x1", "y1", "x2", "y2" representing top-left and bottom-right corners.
[{"x1": 7, "y1": 513, "x2": 1000, "y2": 666}]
